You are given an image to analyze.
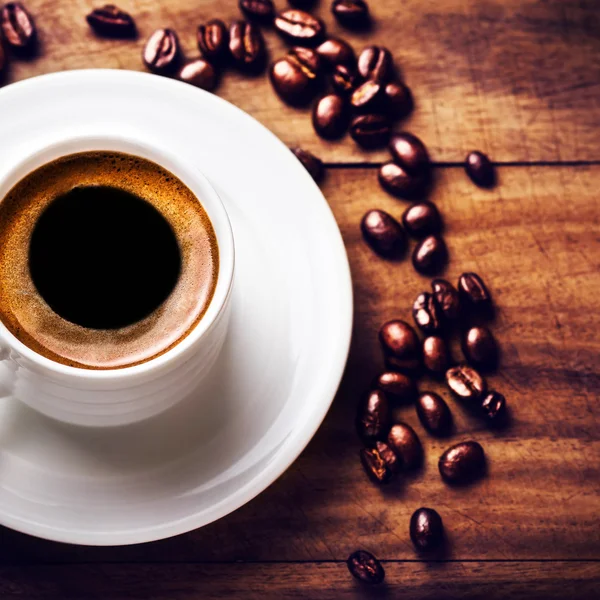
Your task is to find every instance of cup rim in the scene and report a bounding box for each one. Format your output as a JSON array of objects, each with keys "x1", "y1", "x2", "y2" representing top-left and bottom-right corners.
[{"x1": 0, "y1": 133, "x2": 235, "y2": 380}]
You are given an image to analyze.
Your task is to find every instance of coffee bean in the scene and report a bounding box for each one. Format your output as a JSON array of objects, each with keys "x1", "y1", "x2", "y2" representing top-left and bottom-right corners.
[
  {"x1": 387, "y1": 422, "x2": 422, "y2": 469},
  {"x1": 360, "y1": 444, "x2": 395, "y2": 484},
  {"x1": 312, "y1": 94, "x2": 348, "y2": 139},
  {"x1": 376, "y1": 440, "x2": 400, "y2": 472},
  {"x1": 458, "y1": 272, "x2": 493, "y2": 315},
  {"x1": 143, "y1": 28, "x2": 180, "y2": 74},
  {"x1": 357, "y1": 46, "x2": 393, "y2": 82},
  {"x1": 332, "y1": 0, "x2": 370, "y2": 29},
  {"x1": 350, "y1": 114, "x2": 391, "y2": 149},
  {"x1": 446, "y1": 364, "x2": 486, "y2": 401},
  {"x1": 1, "y1": 2, "x2": 35, "y2": 49},
  {"x1": 413, "y1": 292, "x2": 442, "y2": 334},
  {"x1": 197, "y1": 19, "x2": 229, "y2": 61},
  {"x1": 412, "y1": 235, "x2": 447, "y2": 274},
  {"x1": 350, "y1": 80, "x2": 382, "y2": 113},
  {"x1": 422, "y1": 336, "x2": 450, "y2": 375},
  {"x1": 481, "y1": 390, "x2": 506, "y2": 422},
  {"x1": 465, "y1": 151, "x2": 495, "y2": 188},
  {"x1": 384, "y1": 81, "x2": 413, "y2": 120},
  {"x1": 401, "y1": 202, "x2": 441, "y2": 239},
  {"x1": 316, "y1": 38, "x2": 355, "y2": 68},
  {"x1": 239, "y1": 0, "x2": 275, "y2": 21},
  {"x1": 229, "y1": 21, "x2": 265, "y2": 71},
  {"x1": 410, "y1": 507, "x2": 444, "y2": 552},
  {"x1": 178, "y1": 59, "x2": 217, "y2": 91},
  {"x1": 270, "y1": 47, "x2": 322, "y2": 106},
  {"x1": 439, "y1": 440, "x2": 485, "y2": 484},
  {"x1": 379, "y1": 320, "x2": 421, "y2": 373},
  {"x1": 462, "y1": 326, "x2": 498, "y2": 370},
  {"x1": 291, "y1": 147, "x2": 324, "y2": 183},
  {"x1": 331, "y1": 64, "x2": 358, "y2": 95},
  {"x1": 416, "y1": 391, "x2": 452, "y2": 435},
  {"x1": 274, "y1": 9, "x2": 325, "y2": 46},
  {"x1": 360, "y1": 209, "x2": 406, "y2": 258},
  {"x1": 389, "y1": 132, "x2": 430, "y2": 175},
  {"x1": 431, "y1": 278, "x2": 460, "y2": 322},
  {"x1": 347, "y1": 550, "x2": 385, "y2": 584},
  {"x1": 86, "y1": 5, "x2": 136, "y2": 38},
  {"x1": 376, "y1": 371, "x2": 417, "y2": 403},
  {"x1": 378, "y1": 162, "x2": 427, "y2": 199},
  {"x1": 356, "y1": 389, "x2": 390, "y2": 445}
]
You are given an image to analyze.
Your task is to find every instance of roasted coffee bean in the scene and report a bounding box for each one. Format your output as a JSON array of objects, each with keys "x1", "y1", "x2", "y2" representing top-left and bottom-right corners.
[
  {"x1": 376, "y1": 440, "x2": 400, "y2": 472},
  {"x1": 143, "y1": 29, "x2": 180, "y2": 74},
  {"x1": 291, "y1": 147, "x2": 324, "y2": 183},
  {"x1": 387, "y1": 422, "x2": 422, "y2": 469},
  {"x1": 379, "y1": 320, "x2": 421, "y2": 373},
  {"x1": 350, "y1": 114, "x2": 391, "y2": 149},
  {"x1": 376, "y1": 371, "x2": 417, "y2": 403},
  {"x1": 270, "y1": 47, "x2": 322, "y2": 106},
  {"x1": 178, "y1": 59, "x2": 217, "y2": 91},
  {"x1": 422, "y1": 336, "x2": 450, "y2": 375},
  {"x1": 350, "y1": 80, "x2": 382, "y2": 113},
  {"x1": 86, "y1": 5, "x2": 136, "y2": 38},
  {"x1": 431, "y1": 278, "x2": 460, "y2": 322},
  {"x1": 446, "y1": 364, "x2": 486, "y2": 401},
  {"x1": 413, "y1": 292, "x2": 442, "y2": 334},
  {"x1": 360, "y1": 444, "x2": 394, "y2": 484},
  {"x1": 389, "y1": 132, "x2": 430, "y2": 175},
  {"x1": 347, "y1": 550, "x2": 385, "y2": 584},
  {"x1": 1, "y1": 2, "x2": 35, "y2": 48},
  {"x1": 458, "y1": 272, "x2": 493, "y2": 315},
  {"x1": 410, "y1": 507, "x2": 444, "y2": 552},
  {"x1": 462, "y1": 326, "x2": 498, "y2": 370},
  {"x1": 384, "y1": 81, "x2": 412, "y2": 120},
  {"x1": 402, "y1": 202, "x2": 441, "y2": 239},
  {"x1": 331, "y1": 64, "x2": 358, "y2": 94},
  {"x1": 197, "y1": 19, "x2": 229, "y2": 61},
  {"x1": 360, "y1": 209, "x2": 406, "y2": 258},
  {"x1": 229, "y1": 21, "x2": 265, "y2": 71},
  {"x1": 439, "y1": 440, "x2": 485, "y2": 484},
  {"x1": 332, "y1": 0, "x2": 370, "y2": 29},
  {"x1": 416, "y1": 391, "x2": 452, "y2": 435},
  {"x1": 465, "y1": 150, "x2": 495, "y2": 188},
  {"x1": 312, "y1": 94, "x2": 348, "y2": 139},
  {"x1": 412, "y1": 235, "x2": 447, "y2": 274},
  {"x1": 274, "y1": 9, "x2": 325, "y2": 46},
  {"x1": 239, "y1": 0, "x2": 275, "y2": 21},
  {"x1": 378, "y1": 162, "x2": 426, "y2": 199},
  {"x1": 316, "y1": 38, "x2": 355, "y2": 68},
  {"x1": 356, "y1": 389, "x2": 390, "y2": 445},
  {"x1": 357, "y1": 46, "x2": 393, "y2": 82},
  {"x1": 481, "y1": 390, "x2": 506, "y2": 422}
]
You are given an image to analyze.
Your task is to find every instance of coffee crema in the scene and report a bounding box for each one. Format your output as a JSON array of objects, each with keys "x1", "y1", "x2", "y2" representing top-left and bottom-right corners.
[{"x1": 0, "y1": 151, "x2": 219, "y2": 369}]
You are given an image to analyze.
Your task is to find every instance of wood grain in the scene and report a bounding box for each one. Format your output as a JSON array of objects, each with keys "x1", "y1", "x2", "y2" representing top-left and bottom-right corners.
[{"x1": 2, "y1": 0, "x2": 600, "y2": 162}]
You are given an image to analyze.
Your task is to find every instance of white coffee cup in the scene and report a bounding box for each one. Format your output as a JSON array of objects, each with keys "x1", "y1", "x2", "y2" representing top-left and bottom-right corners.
[{"x1": 0, "y1": 134, "x2": 235, "y2": 427}]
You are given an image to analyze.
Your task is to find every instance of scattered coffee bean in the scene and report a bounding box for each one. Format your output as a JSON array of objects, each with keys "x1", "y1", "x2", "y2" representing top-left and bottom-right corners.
[
  {"x1": 86, "y1": 5, "x2": 136, "y2": 38},
  {"x1": 347, "y1": 550, "x2": 385, "y2": 584},
  {"x1": 270, "y1": 47, "x2": 322, "y2": 106},
  {"x1": 410, "y1": 507, "x2": 444, "y2": 552},
  {"x1": 376, "y1": 371, "x2": 417, "y2": 403},
  {"x1": 389, "y1": 132, "x2": 430, "y2": 175},
  {"x1": 356, "y1": 389, "x2": 390, "y2": 445},
  {"x1": 376, "y1": 440, "x2": 400, "y2": 472},
  {"x1": 416, "y1": 391, "x2": 452, "y2": 435},
  {"x1": 357, "y1": 46, "x2": 393, "y2": 82},
  {"x1": 422, "y1": 336, "x2": 450, "y2": 375},
  {"x1": 332, "y1": 0, "x2": 370, "y2": 29},
  {"x1": 239, "y1": 0, "x2": 275, "y2": 21},
  {"x1": 384, "y1": 81, "x2": 413, "y2": 120},
  {"x1": 360, "y1": 209, "x2": 406, "y2": 258},
  {"x1": 412, "y1": 292, "x2": 442, "y2": 334},
  {"x1": 274, "y1": 9, "x2": 325, "y2": 46},
  {"x1": 229, "y1": 21, "x2": 265, "y2": 72},
  {"x1": 350, "y1": 80, "x2": 382, "y2": 113},
  {"x1": 178, "y1": 59, "x2": 217, "y2": 91},
  {"x1": 197, "y1": 20, "x2": 229, "y2": 61},
  {"x1": 481, "y1": 390, "x2": 506, "y2": 422},
  {"x1": 379, "y1": 320, "x2": 421, "y2": 373},
  {"x1": 312, "y1": 94, "x2": 348, "y2": 139},
  {"x1": 431, "y1": 278, "x2": 460, "y2": 322},
  {"x1": 462, "y1": 326, "x2": 498, "y2": 370},
  {"x1": 1, "y1": 2, "x2": 35, "y2": 49},
  {"x1": 291, "y1": 147, "x2": 324, "y2": 183},
  {"x1": 439, "y1": 440, "x2": 485, "y2": 484},
  {"x1": 387, "y1": 422, "x2": 422, "y2": 469},
  {"x1": 458, "y1": 272, "x2": 493, "y2": 315},
  {"x1": 445, "y1": 364, "x2": 486, "y2": 401},
  {"x1": 350, "y1": 114, "x2": 391, "y2": 149},
  {"x1": 360, "y1": 444, "x2": 395, "y2": 484},
  {"x1": 465, "y1": 150, "x2": 495, "y2": 188},
  {"x1": 378, "y1": 162, "x2": 427, "y2": 199},
  {"x1": 316, "y1": 38, "x2": 355, "y2": 68},
  {"x1": 143, "y1": 28, "x2": 180, "y2": 74},
  {"x1": 331, "y1": 64, "x2": 358, "y2": 95},
  {"x1": 412, "y1": 235, "x2": 447, "y2": 274},
  {"x1": 402, "y1": 202, "x2": 441, "y2": 239}
]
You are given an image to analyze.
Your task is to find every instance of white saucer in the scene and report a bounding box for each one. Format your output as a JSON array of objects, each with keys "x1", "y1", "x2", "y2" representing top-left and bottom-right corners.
[{"x1": 0, "y1": 70, "x2": 352, "y2": 545}]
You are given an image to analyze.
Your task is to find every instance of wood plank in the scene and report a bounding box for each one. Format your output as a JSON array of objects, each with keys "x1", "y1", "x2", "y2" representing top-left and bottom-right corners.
[
  {"x1": 1, "y1": 164, "x2": 598, "y2": 562},
  {"x1": 4, "y1": 0, "x2": 600, "y2": 162}
]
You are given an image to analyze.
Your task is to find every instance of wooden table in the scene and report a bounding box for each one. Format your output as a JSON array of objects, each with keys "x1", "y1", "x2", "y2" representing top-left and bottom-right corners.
[{"x1": 1, "y1": 1, "x2": 599, "y2": 598}]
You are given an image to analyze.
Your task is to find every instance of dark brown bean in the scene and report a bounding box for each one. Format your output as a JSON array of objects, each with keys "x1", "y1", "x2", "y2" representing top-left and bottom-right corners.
[
  {"x1": 274, "y1": 9, "x2": 325, "y2": 46},
  {"x1": 178, "y1": 59, "x2": 217, "y2": 91},
  {"x1": 355, "y1": 389, "x2": 390, "y2": 445},
  {"x1": 376, "y1": 371, "x2": 417, "y2": 403},
  {"x1": 312, "y1": 94, "x2": 348, "y2": 139},
  {"x1": 347, "y1": 550, "x2": 385, "y2": 584},
  {"x1": 270, "y1": 47, "x2": 322, "y2": 106},
  {"x1": 412, "y1": 235, "x2": 447, "y2": 274},
  {"x1": 316, "y1": 38, "x2": 355, "y2": 68},
  {"x1": 143, "y1": 29, "x2": 180, "y2": 74},
  {"x1": 86, "y1": 5, "x2": 136, "y2": 38},
  {"x1": 291, "y1": 147, "x2": 324, "y2": 183},
  {"x1": 376, "y1": 440, "x2": 400, "y2": 472},
  {"x1": 197, "y1": 20, "x2": 228, "y2": 61},
  {"x1": 360, "y1": 209, "x2": 406, "y2": 258},
  {"x1": 431, "y1": 278, "x2": 461, "y2": 322},
  {"x1": 410, "y1": 507, "x2": 444, "y2": 552},
  {"x1": 481, "y1": 390, "x2": 506, "y2": 422},
  {"x1": 389, "y1": 132, "x2": 430, "y2": 175},
  {"x1": 360, "y1": 445, "x2": 394, "y2": 484},
  {"x1": 332, "y1": 0, "x2": 370, "y2": 28},
  {"x1": 422, "y1": 336, "x2": 450, "y2": 375},
  {"x1": 350, "y1": 80, "x2": 382, "y2": 113},
  {"x1": 384, "y1": 81, "x2": 413, "y2": 120},
  {"x1": 387, "y1": 422, "x2": 422, "y2": 470},
  {"x1": 350, "y1": 114, "x2": 391, "y2": 149},
  {"x1": 357, "y1": 46, "x2": 393, "y2": 82},
  {"x1": 412, "y1": 292, "x2": 442, "y2": 334},
  {"x1": 465, "y1": 151, "x2": 495, "y2": 188},
  {"x1": 239, "y1": 0, "x2": 275, "y2": 21},
  {"x1": 416, "y1": 391, "x2": 452, "y2": 435},
  {"x1": 1, "y1": 2, "x2": 35, "y2": 48},
  {"x1": 378, "y1": 162, "x2": 427, "y2": 199},
  {"x1": 379, "y1": 320, "x2": 421, "y2": 373},
  {"x1": 439, "y1": 440, "x2": 485, "y2": 484},
  {"x1": 229, "y1": 21, "x2": 265, "y2": 71},
  {"x1": 462, "y1": 326, "x2": 498, "y2": 370},
  {"x1": 446, "y1": 364, "x2": 486, "y2": 401},
  {"x1": 402, "y1": 202, "x2": 441, "y2": 239},
  {"x1": 331, "y1": 64, "x2": 359, "y2": 95},
  {"x1": 458, "y1": 272, "x2": 493, "y2": 315}
]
